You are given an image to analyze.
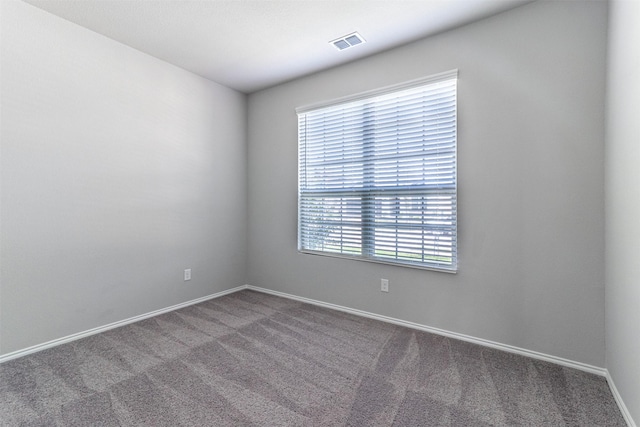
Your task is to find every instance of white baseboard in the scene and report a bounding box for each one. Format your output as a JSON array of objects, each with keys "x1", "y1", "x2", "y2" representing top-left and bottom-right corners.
[
  {"x1": 606, "y1": 370, "x2": 637, "y2": 427},
  {"x1": 0, "y1": 285, "x2": 247, "y2": 364},
  {"x1": 245, "y1": 285, "x2": 606, "y2": 377},
  {"x1": 2, "y1": 283, "x2": 632, "y2": 426},
  {"x1": 247, "y1": 285, "x2": 640, "y2": 425},
  {"x1": 0, "y1": 283, "x2": 606, "y2": 377}
]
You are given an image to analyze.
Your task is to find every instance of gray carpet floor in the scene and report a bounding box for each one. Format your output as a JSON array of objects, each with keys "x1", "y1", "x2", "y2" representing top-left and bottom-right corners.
[{"x1": 0, "y1": 290, "x2": 627, "y2": 426}]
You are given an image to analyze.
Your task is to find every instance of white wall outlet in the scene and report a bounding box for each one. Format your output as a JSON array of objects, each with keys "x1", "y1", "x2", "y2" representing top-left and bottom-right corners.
[
  {"x1": 381, "y1": 278, "x2": 389, "y2": 292},
  {"x1": 184, "y1": 268, "x2": 191, "y2": 281}
]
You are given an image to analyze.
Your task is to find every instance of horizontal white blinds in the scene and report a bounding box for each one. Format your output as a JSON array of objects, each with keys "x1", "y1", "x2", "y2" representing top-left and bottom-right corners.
[{"x1": 298, "y1": 71, "x2": 457, "y2": 271}]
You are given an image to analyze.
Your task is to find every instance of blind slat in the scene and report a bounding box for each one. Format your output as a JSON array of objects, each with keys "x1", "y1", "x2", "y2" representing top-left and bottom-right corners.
[{"x1": 298, "y1": 72, "x2": 457, "y2": 271}]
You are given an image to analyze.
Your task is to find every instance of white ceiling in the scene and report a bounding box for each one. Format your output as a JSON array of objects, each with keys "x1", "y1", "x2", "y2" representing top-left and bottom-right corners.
[{"x1": 22, "y1": 0, "x2": 532, "y2": 93}]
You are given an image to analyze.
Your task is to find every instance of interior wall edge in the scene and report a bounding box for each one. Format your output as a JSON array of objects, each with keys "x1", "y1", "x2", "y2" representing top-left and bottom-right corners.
[
  {"x1": 0, "y1": 281, "x2": 610, "y2": 377},
  {"x1": 247, "y1": 283, "x2": 637, "y2": 425},
  {"x1": 0, "y1": 284, "x2": 248, "y2": 364},
  {"x1": 606, "y1": 370, "x2": 638, "y2": 427},
  {"x1": 245, "y1": 285, "x2": 606, "y2": 376},
  {"x1": 3, "y1": 280, "x2": 631, "y2": 425}
]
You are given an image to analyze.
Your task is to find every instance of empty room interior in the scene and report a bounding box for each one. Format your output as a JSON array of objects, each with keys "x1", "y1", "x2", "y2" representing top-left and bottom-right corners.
[{"x1": 1, "y1": 0, "x2": 638, "y2": 425}]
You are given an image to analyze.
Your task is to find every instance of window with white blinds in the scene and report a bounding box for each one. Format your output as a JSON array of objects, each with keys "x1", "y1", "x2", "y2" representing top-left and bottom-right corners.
[{"x1": 297, "y1": 70, "x2": 457, "y2": 272}]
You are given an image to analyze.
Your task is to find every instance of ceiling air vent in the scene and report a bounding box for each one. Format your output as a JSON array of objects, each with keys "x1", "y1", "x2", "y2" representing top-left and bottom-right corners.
[{"x1": 330, "y1": 32, "x2": 365, "y2": 51}]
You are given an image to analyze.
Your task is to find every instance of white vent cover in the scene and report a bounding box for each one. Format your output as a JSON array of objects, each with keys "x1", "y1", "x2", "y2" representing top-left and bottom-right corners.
[{"x1": 330, "y1": 32, "x2": 365, "y2": 51}]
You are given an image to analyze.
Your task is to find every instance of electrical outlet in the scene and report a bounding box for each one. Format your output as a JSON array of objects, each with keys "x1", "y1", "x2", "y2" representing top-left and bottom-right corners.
[
  {"x1": 381, "y1": 278, "x2": 389, "y2": 292},
  {"x1": 184, "y1": 269, "x2": 191, "y2": 281}
]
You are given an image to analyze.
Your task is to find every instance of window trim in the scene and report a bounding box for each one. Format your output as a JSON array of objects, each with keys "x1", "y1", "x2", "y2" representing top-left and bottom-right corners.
[{"x1": 297, "y1": 70, "x2": 458, "y2": 273}]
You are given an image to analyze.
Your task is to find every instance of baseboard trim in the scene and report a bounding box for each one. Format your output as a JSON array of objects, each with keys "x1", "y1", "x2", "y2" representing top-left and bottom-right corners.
[
  {"x1": 606, "y1": 370, "x2": 637, "y2": 427},
  {"x1": 246, "y1": 285, "x2": 638, "y2": 425},
  {"x1": 0, "y1": 285, "x2": 247, "y2": 364},
  {"x1": 3, "y1": 283, "x2": 630, "y2": 424},
  {"x1": 245, "y1": 285, "x2": 607, "y2": 377},
  {"x1": 1, "y1": 283, "x2": 608, "y2": 378}
]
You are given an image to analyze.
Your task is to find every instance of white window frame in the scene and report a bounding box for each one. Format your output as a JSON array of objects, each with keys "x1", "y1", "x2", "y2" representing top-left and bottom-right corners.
[{"x1": 297, "y1": 70, "x2": 458, "y2": 272}]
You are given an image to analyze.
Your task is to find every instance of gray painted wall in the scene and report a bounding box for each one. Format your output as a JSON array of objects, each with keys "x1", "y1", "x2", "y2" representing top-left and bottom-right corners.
[
  {"x1": 0, "y1": 1, "x2": 247, "y2": 355},
  {"x1": 247, "y1": 0, "x2": 608, "y2": 367},
  {"x1": 606, "y1": 0, "x2": 640, "y2": 424}
]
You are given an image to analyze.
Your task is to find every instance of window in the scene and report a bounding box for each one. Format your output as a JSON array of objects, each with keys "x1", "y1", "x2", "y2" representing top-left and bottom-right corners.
[{"x1": 297, "y1": 70, "x2": 457, "y2": 272}]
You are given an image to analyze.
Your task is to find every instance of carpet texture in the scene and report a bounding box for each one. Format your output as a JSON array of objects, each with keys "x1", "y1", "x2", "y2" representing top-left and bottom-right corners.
[{"x1": 0, "y1": 290, "x2": 626, "y2": 426}]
